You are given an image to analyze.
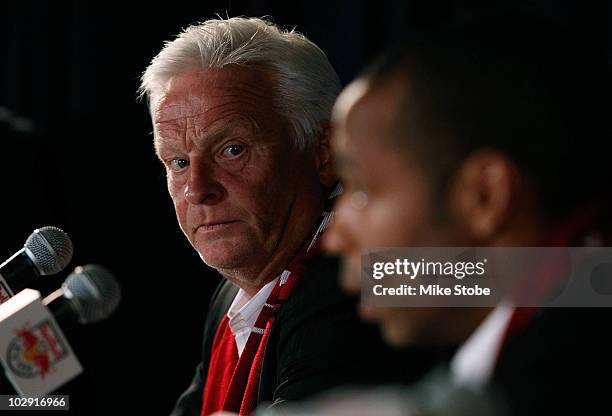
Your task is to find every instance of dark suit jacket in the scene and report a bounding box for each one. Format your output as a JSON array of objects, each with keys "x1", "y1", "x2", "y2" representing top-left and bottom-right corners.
[
  {"x1": 489, "y1": 307, "x2": 612, "y2": 415},
  {"x1": 170, "y1": 254, "x2": 435, "y2": 415}
]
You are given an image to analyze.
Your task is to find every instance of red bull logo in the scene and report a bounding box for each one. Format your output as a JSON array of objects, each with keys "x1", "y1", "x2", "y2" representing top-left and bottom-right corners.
[
  {"x1": 6, "y1": 320, "x2": 68, "y2": 379},
  {"x1": 0, "y1": 281, "x2": 11, "y2": 304}
]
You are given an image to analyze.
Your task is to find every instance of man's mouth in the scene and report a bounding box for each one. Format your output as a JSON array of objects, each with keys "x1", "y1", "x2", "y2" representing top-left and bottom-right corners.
[{"x1": 196, "y1": 221, "x2": 239, "y2": 233}]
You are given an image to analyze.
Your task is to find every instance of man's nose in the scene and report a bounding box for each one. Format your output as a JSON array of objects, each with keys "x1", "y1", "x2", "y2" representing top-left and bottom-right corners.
[{"x1": 184, "y1": 161, "x2": 224, "y2": 205}]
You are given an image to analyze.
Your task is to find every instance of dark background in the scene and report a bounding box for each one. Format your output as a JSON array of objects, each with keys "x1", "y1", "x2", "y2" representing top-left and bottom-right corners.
[{"x1": 0, "y1": 1, "x2": 609, "y2": 414}]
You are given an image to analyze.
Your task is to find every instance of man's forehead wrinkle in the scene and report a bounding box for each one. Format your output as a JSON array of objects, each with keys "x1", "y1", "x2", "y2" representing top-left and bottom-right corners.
[
  {"x1": 156, "y1": 95, "x2": 263, "y2": 126},
  {"x1": 200, "y1": 86, "x2": 270, "y2": 111},
  {"x1": 154, "y1": 94, "x2": 206, "y2": 123},
  {"x1": 223, "y1": 84, "x2": 270, "y2": 100},
  {"x1": 155, "y1": 73, "x2": 272, "y2": 124}
]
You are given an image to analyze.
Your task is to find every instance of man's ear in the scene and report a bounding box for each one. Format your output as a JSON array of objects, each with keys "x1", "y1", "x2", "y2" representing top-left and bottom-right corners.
[
  {"x1": 448, "y1": 149, "x2": 521, "y2": 241},
  {"x1": 315, "y1": 122, "x2": 338, "y2": 187}
]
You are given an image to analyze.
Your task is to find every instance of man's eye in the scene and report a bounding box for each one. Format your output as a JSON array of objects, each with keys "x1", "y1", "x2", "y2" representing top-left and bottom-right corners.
[
  {"x1": 169, "y1": 158, "x2": 189, "y2": 171},
  {"x1": 221, "y1": 144, "x2": 245, "y2": 158}
]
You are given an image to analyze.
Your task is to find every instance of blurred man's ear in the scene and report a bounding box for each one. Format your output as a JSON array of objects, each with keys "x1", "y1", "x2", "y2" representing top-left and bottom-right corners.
[
  {"x1": 448, "y1": 149, "x2": 521, "y2": 242},
  {"x1": 315, "y1": 122, "x2": 338, "y2": 187}
]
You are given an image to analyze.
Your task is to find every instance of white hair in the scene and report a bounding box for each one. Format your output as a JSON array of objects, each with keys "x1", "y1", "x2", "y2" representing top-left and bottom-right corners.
[{"x1": 139, "y1": 17, "x2": 341, "y2": 149}]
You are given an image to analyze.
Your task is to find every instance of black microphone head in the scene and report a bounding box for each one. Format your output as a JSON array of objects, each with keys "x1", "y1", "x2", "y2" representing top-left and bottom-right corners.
[
  {"x1": 24, "y1": 226, "x2": 73, "y2": 275},
  {"x1": 63, "y1": 264, "x2": 121, "y2": 324}
]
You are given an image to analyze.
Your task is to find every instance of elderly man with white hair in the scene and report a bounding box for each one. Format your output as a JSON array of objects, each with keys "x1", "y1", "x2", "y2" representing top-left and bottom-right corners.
[{"x1": 140, "y1": 17, "x2": 426, "y2": 416}]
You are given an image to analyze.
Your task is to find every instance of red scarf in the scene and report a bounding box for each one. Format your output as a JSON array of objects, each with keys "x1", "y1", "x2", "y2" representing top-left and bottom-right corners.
[{"x1": 201, "y1": 315, "x2": 239, "y2": 412}]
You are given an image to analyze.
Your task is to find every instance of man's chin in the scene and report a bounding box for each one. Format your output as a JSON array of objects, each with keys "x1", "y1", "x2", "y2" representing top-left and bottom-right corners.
[
  {"x1": 195, "y1": 241, "x2": 254, "y2": 271},
  {"x1": 198, "y1": 252, "x2": 247, "y2": 270}
]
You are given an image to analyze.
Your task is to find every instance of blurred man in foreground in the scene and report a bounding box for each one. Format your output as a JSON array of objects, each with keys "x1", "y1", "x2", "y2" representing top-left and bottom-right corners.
[
  {"x1": 254, "y1": 19, "x2": 612, "y2": 415},
  {"x1": 140, "y1": 17, "x2": 432, "y2": 416},
  {"x1": 326, "y1": 20, "x2": 612, "y2": 415}
]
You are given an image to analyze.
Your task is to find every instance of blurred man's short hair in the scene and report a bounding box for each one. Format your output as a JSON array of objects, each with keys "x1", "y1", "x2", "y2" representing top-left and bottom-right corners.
[{"x1": 360, "y1": 18, "x2": 611, "y2": 223}]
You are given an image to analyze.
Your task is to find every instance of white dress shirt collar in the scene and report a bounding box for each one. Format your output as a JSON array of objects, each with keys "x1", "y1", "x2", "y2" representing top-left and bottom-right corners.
[
  {"x1": 450, "y1": 301, "x2": 515, "y2": 390},
  {"x1": 226, "y1": 277, "x2": 279, "y2": 357}
]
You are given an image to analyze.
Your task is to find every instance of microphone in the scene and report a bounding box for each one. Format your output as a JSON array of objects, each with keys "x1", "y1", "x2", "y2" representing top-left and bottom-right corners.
[
  {"x1": 0, "y1": 226, "x2": 73, "y2": 303},
  {"x1": 43, "y1": 264, "x2": 122, "y2": 332},
  {"x1": 0, "y1": 264, "x2": 121, "y2": 396}
]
